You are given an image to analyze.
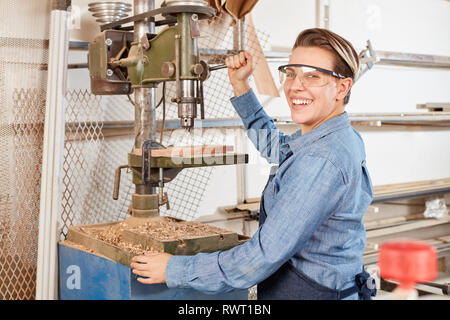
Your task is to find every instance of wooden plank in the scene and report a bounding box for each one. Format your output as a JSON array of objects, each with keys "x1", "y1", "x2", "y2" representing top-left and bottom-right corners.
[
  {"x1": 373, "y1": 178, "x2": 450, "y2": 194},
  {"x1": 364, "y1": 212, "x2": 425, "y2": 229},
  {"x1": 235, "y1": 202, "x2": 260, "y2": 212},
  {"x1": 128, "y1": 152, "x2": 248, "y2": 169},
  {"x1": 246, "y1": 13, "x2": 280, "y2": 97},
  {"x1": 417, "y1": 103, "x2": 450, "y2": 112},
  {"x1": 366, "y1": 217, "x2": 450, "y2": 239},
  {"x1": 133, "y1": 145, "x2": 234, "y2": 157},
  {"x1": 372, "y1": 178, "x2": 450, "y2": 202},
  {"x1": 437, "y1": 235, "x2": 450, "y2": 243}
]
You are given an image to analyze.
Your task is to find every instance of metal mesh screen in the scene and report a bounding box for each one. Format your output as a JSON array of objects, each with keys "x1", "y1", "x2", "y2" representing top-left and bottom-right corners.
[
  {"x1": 61, "y1": 90, "x2": 135, "y2": 238},
  {"x1": 0, "y1": 0, "x2": 50, "y2": 300}
]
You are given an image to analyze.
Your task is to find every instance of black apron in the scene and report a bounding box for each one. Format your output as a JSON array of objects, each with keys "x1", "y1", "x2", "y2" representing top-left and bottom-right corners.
[{"x1": 256, "y1": 172, "x2": 376, "y2": 300}]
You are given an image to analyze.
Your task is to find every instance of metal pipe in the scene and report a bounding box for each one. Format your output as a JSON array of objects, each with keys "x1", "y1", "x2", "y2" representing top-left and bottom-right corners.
[
  {"x1": 37, "y1": 0, "x2": 70, "y2": 301},
  {"x1": 159, "y1": 167, "x2": 164, "y2": 206},
  {"x1": 208, "y1": 64, "x2": 227, "y2": 71},
  {"x1": 133, "y1": 0, "x2": 156, "y2": 195},
  {"x1": 233, "y1": 17, "x2": 246, "y2": 51},
  {"x1": 233, "y1": 17, "x2": 247, "y2": 206},
  {"x1": 133, "y1": 0, "x2": 156, "y2": 149},
  {"x1": 135, "y1": 184, "x2": 153, "y2": 194}
]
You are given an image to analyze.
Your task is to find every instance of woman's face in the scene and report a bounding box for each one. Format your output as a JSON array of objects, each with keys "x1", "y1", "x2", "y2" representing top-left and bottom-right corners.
[{"x1": 283, "y1": 46, "x2": 349, "y2": 131}]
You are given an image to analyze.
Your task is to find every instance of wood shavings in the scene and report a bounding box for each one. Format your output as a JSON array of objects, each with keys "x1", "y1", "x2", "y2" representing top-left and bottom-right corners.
[
  {"x1": 81, "y1": 221, "x2": 161, "y2": 254},
  {"x1": 129, "y1": 217, "x2": 233, "y2": 241}
]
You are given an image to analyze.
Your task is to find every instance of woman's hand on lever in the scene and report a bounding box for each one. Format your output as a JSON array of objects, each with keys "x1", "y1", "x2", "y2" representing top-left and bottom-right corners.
[{"x1": 226, "y1": 51, "x2": 253, "y2": 97}]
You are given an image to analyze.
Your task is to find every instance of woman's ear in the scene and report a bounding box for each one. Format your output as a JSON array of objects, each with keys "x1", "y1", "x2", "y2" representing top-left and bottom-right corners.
[{"x1": 336, "y1": 78, "x2": 353, "y2": 101}]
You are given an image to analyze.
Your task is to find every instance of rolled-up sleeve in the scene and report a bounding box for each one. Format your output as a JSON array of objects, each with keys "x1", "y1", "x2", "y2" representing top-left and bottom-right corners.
[{"x1": 166, "y1": 155, "x2": 347, "y2": 294}]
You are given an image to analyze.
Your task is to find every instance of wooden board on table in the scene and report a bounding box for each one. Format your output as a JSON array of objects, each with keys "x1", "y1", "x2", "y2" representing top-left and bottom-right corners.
[{"x1": 134, "y1": 145, "x2": 234, "y2": 157}]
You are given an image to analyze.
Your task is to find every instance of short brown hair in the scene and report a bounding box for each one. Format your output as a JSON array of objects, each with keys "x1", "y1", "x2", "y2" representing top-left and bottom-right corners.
[{"x1": 293, "y1": 28, "x2": 360, "y2": 104}]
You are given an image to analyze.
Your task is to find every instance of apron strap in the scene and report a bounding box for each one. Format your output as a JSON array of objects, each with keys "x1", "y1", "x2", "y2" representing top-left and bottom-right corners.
[
  {"x1": 339, "y1": 284, "x2": 359, "y2": 299},
  {"x1": 339, "y1": 268, "x2": 377, "y2": 300},
  {"x1": 355, "y1": 269, "x2": 377, "y2": 300}
]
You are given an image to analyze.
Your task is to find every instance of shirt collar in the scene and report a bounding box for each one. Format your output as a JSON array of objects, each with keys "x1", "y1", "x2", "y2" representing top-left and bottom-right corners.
[{"x1": 286, "y1": 111, "x2": 350, "y2": 153}]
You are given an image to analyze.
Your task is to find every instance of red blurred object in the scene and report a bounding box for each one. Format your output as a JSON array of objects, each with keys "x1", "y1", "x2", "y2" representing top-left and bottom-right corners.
[{"x1": 379, "y1": 239, "x2": 438, "y2": 290}]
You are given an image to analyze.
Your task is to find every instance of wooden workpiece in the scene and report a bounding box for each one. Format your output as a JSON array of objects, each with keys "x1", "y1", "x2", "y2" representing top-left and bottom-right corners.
[{"x1": 133, "y1": 145, "x2": 234, "y2": 157}]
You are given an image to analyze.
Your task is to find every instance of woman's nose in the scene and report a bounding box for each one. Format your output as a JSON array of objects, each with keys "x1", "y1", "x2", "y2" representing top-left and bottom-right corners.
[{"x1": 288, "y1": 74, "x2": 306, "y2": 90}]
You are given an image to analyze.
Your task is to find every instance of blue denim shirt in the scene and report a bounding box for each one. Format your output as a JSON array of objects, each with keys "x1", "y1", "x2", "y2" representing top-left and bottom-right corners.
[{"x1": 166, "y1": 89, "x2": 373, "y2": 297}]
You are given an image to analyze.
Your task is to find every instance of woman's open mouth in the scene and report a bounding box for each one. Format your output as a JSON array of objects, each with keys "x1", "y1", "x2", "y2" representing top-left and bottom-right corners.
[{"x1": 291, "y1": 98, "x2": 313, "y2": 110}]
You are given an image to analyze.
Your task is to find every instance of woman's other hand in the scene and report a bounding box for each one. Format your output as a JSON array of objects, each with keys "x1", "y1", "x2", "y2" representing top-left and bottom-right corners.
[
  {"x1": 130, "y1": 252, "x2": 172, "y2": 284},
  {"x1": 226, "y1": 50, "x2": 253, "y2": 96}
]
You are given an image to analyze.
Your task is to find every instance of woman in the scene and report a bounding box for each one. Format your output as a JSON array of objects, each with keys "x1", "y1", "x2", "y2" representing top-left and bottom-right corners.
[{"x1": 130, "y1": 28, "x2": 376, "y2": 300}]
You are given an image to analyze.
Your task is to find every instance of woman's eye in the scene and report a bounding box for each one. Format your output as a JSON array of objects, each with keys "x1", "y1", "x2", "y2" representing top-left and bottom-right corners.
[
  {"x1": 286, "y1": 72, "x2": 296, "y2": 78},
  {"x1": 305, "y1": 73, "x2": 319, "y2": 78}
]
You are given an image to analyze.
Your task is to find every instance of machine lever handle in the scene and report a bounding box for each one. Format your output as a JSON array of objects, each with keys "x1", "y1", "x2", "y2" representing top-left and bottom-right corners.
[
  {"x1": 113, "y1": 165, "x2": 128, "y2": 200},
  {"x1": 208, "y1": 64, "x2": 227, "y2": 71}
]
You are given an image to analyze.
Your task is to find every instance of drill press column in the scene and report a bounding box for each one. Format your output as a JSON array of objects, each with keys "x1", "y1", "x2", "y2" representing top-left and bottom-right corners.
[
  {"x1": 133, "y1": 0, "x2": 156, "y2": 184},
  {"x1": 132, "y1": 0, "x2": 159, "y2": 215}
]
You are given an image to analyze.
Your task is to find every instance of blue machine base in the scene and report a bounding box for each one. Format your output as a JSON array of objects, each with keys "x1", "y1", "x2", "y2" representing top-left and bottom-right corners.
[{"x1": 58, "y1": 243, "x2": 248, "y2": 300}]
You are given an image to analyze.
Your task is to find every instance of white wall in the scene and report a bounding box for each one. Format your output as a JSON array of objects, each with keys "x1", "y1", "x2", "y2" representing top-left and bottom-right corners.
[{"x1": 67, "y1": 0, "x2": 450, "y2": 217}]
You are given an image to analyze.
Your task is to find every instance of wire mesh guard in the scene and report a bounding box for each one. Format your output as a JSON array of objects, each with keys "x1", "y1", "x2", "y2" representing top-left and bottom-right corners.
[
  {"x1": 0, "y1": 89, "x2": 46, "y2": 300},
  {"x1": 0, "y1": 0, "x2": 50, "y2": 299}
]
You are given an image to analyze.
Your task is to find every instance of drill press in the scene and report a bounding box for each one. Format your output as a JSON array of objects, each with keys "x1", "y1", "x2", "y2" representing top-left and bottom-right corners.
[
  {"x1": 87, "y1": 0, "x2": 247, "y2": 220},
  {"x1": 60, "y1": 0, "x2": 250, "y2": 300}
]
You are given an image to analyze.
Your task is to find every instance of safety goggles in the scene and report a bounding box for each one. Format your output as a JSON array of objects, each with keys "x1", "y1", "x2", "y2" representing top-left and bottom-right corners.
[{"x1": 278, "y1": 64, "x2": 346, "y2": 87}]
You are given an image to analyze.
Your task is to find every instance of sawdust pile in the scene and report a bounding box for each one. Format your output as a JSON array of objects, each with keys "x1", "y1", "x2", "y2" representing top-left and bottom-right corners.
[
  {"x1": 130, "y1": 217, "x2": 232, "y2": 241},
  {"x1": 82, "y1": 222, "x2": 154, "y2": 255}
]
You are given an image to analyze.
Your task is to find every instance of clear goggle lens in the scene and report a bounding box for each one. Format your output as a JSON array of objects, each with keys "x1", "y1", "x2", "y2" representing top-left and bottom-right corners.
[{"x1": 279, "y1": 65, "x2": 333, "y2": 87}]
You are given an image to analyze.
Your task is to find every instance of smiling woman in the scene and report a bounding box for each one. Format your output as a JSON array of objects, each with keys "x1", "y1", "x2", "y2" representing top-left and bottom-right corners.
[
  {"x1": 132, "y1": 28, "x2": 376, "y2": 301},
  {"x1": 282, "y1": 28, "x2": 360, "y2": 134}
]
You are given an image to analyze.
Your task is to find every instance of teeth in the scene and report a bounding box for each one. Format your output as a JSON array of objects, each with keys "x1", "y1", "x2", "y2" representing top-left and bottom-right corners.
[{"x1": 292, "y1": 99, "x2": 312, "y2": 105}]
